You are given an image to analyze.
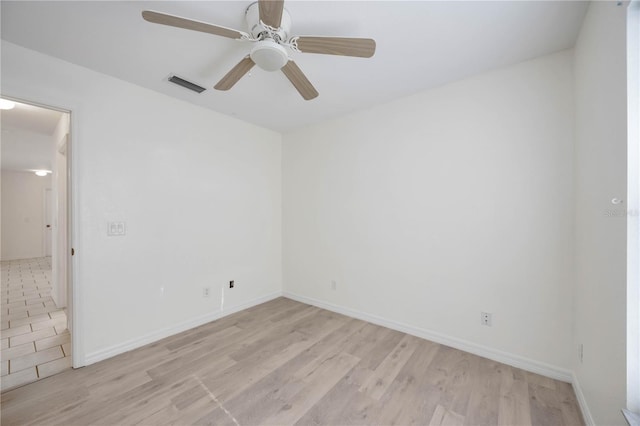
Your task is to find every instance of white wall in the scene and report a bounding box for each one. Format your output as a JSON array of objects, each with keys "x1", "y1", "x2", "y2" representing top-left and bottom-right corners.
[
  {"x1": 2, "y1": 41, "x2": 282, "y2": 363},
  {"x1": 283, "y1": 50, "x2": 575, "y2": 373},
  {"x1": 1, "y1": 170, "x2": 52, "y2": 260},
  {"x1": 1, "y1": 128, "x2": 53, "y2": 171},
  {"x1": 573, "y1": 2, "x2": 629, "y2": 425}
]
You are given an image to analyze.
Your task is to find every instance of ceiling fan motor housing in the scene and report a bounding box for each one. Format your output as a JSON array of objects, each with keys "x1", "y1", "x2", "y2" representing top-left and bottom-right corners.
[{"x1": 245, "y1": 2, "x2": 291, "y2": 41}]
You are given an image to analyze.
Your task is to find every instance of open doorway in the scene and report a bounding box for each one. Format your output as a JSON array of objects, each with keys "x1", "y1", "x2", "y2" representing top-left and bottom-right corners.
[{"x1": 1, "y1": 98, "x2": 72, "y2": 391}]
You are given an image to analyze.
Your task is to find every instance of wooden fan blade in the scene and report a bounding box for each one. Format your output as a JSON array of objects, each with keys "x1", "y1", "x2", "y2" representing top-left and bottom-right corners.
[
  {"x1": 259, "y1": 0, "x2": 284, "y2": 28},
  {"x1": 214, "y1": 56, "x2": 255, "y2": 91},
  {"x1": 295, "y1": 36, "x2": 376, "y2": 58},
  {"x1": 142, "y1": 10, "x2": 246, "y2": 40},
  {"x1": 281, "y1": 61, "x2": 318, "y2": 100}
]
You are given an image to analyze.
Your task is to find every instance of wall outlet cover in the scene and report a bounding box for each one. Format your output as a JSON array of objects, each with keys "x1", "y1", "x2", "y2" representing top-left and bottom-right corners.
[{"x1": 481, "y1": 312, "x2": 492, "y2": 326}]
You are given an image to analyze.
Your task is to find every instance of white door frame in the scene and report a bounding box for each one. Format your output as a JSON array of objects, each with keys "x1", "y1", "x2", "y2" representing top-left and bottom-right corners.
[{"x1": 1, "y1": 94, "x2": 84, "y2": 368}]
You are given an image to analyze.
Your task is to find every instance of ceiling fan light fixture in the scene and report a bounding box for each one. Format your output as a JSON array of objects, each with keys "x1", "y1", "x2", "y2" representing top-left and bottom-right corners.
[
  {"x1": 250, "y1": 39, "x2": 288, "y2": 71},
  {"x1": 34, "y1": 170, "x2": 51, "y2": 177}
]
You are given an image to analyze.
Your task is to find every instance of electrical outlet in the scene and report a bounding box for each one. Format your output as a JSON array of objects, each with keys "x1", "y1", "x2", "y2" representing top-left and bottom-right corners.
[
  {"x1": 203, "y1": 287, "x2": 210, "y2": 298},
  {"x1": 481, "y1": 312, "x2": 492, "y2": 326},
  {"x1": 331, "y1": 280, "x2": 337, "y2": 290},
  {"x1": 229, "y1": 280, "x2": 234, "y2": 289}
]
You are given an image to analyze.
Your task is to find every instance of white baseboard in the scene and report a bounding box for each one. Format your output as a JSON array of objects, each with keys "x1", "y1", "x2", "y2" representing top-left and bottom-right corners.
[
  {"x1": 283, "y1": 291, "x2": 573, "y2": 383},
  {"x1": 572, "y1": 372, "x2": 596, "y2": 426},
  {"x1": 84, "y1": 291, "x2": 282, "y2": 365}
]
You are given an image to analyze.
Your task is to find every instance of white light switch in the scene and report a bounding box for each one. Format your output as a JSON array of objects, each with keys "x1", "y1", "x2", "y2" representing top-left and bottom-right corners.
[{"x1": 107, "y1": 221, "x2": 126, "y2": 236}]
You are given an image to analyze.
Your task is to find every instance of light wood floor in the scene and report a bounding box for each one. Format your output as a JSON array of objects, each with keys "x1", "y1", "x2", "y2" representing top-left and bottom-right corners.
[
  {"x1": 1, "y1": 257, "x2": 71, "y2": 392},
  {"x1": 1, "y1": 297, "x2": 584, "y2": 425}
]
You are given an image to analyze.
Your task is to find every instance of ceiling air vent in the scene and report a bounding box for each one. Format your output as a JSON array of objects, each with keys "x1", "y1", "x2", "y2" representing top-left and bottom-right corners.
[{"x1": 168, "y1": 75, "x2": 206, "y2": 93}]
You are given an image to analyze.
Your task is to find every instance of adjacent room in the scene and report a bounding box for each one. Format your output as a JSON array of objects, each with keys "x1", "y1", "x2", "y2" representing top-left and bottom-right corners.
[
  {"x1": 1, "y1": 101, "x2": 72, "y2": 390},
  {"x1": 0, "y1": 1, "x2": 637, "y2": 425}
]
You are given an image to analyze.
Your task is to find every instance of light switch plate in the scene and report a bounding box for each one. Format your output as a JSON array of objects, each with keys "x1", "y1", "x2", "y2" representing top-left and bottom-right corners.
[{"x1": 107, "y1": 221, "x2": 126, "y2": 236}]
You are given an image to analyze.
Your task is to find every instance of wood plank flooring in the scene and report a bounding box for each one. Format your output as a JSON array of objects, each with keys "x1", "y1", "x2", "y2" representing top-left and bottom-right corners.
[{"x1": 0, "y1": 297, "x2": 584, "y2": 425}]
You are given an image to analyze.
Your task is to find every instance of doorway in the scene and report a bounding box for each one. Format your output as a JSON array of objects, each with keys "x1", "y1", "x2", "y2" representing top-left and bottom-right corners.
[{"x1": 0, "y1": 98, "x2": 72, "y2": 391}]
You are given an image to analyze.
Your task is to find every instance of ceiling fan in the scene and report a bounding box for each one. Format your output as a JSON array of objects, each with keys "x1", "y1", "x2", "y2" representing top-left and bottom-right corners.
[{"x1": 142, "y1": 0, "x2": 376, "y2": 100}]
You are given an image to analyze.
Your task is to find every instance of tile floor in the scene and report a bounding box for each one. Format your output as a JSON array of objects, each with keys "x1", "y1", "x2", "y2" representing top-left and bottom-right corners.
[{"x1": 1, "y1": 257, "x2": 71, "y2": 392}]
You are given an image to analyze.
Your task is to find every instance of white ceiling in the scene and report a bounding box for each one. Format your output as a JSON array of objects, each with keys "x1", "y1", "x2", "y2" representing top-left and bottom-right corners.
[
  {"x1": 1, "y1": 101, "x2": 64, "y2": 171},
  {"x1": 1, "y1": 101, "x2": 64, "y2": 135},
  {"x1": 1, "y1": 1, "x2": 588, "y2": 133}
]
